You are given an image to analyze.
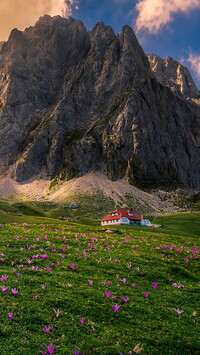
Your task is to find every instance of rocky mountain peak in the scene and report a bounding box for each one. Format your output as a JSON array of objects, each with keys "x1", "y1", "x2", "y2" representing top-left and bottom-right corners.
[
  {"x1": 0, "y1": 16, "x2": 199, "y2": 189},
  {"x1": 147, "y1": 53, "x2": 200, "y2": 100}
]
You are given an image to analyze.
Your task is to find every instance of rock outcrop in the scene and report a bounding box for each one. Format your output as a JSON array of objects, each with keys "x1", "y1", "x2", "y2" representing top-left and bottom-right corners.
[
  {"x1": 0, "y1": 15, "x2": 200, "y2": 188},
  {"x1": 147, "y1": 53, "x2": 200, "y2": 100}
]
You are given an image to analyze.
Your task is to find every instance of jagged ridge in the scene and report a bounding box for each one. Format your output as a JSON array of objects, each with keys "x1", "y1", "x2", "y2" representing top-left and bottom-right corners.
[{"x1": 0, "y1": 15, "x2": 200, "y2": 188}]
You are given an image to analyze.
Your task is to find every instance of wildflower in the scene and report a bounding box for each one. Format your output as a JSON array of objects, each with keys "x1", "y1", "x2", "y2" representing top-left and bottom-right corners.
[
  {"x1": 105, "y1": 281, "x2": 110, "y2": 285},
  {"x1": 121, "y1": 296, "x2": 129, "y2": 303},
  {"x1": 40, "y1": 254, "x2": 49, "y2": 259},
  {"x1": 121, "y1": 278, "x2": 127, "y2": 284},
  {"x1": 152, "y1": 282, "x2": 158, "y2": 289},
  {"x1": 133, "y1": 344, "x2": 143, "y2": 353},
  {"x1": 54, "y1": 309, "x2": 61, "y2": 317},
  {"x1": 132, "y1": 284, "x2": 136, "y2": 288},
  {"x1": 0, "y1": 275, "x2": 8, "y2": 281},
  {"x1": 74, "y1": 348, "x2": 85, "y2": 355},
  {"x1": 173, "y1": 308, "x2": 184, "y2": 314},
  {"x1": 126, "y1": 263, "x2": 132, "y2": 269},
  {"x1": 88, "y1": 280, "x2": 93, "y2": 286},
  {"x1": 105, "y1": 291, "x2": 111, "y2": 297},
  {"x1": 143, "y1": 292, "x2": 149, "y2": 298},
  {"x1": 70, "y1": 264, "x2": 76, "y2": 270},
  {"x1": 43, "y1": 325, "x2": 51, "y2": 333},
  {"x1": 11, "y1": 288, "x2": 18, "y2": 295},
  {"x1": 79, "y1": 318, "x2": 85, "y2": 324},
  {"x1": 1, "y1": 286, "x2": 8, "y2": 292},
  {"x1": 41, "y1": 284, "x2": 46, "y2": 290},
  {"x1": 39, "y1": 343, "x2": 55, "y2": 354},
  {"x1": 112, "y1": 305, "x2": 120, "y2": 311},
  {"x1": 8, "y1": 313, "x2": 13, "y2": 318}
]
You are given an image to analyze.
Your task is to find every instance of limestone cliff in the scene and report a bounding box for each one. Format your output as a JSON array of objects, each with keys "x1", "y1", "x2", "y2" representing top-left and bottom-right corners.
[
  {"x1": 147, "y1": 53, "x2": 200, "y2": 100},
  {"x1": 0, "y1": 15, "x2": 199, "y2": 188}
]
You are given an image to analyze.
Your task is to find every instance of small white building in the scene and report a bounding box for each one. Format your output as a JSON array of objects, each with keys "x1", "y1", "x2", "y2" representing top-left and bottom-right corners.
[{"x1": 101, "y1": 209, "x2": 151, "y2": 227}]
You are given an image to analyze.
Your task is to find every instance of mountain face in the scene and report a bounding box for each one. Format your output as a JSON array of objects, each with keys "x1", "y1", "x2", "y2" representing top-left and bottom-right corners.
[
  {"x1": 0, "y1": 15, "x2": 200, "y2": 188},
  {"x1": 147, "y1": 54, "x2": 200, "y2": 100}
]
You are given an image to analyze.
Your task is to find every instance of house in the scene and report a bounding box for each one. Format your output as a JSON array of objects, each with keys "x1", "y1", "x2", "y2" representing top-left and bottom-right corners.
[{"x1": 101, "y1": 209, "x2": 151, "y2": 227}]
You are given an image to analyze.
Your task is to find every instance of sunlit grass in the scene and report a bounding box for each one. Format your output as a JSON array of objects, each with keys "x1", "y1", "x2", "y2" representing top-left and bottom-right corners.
[{"x1": 0, "y1": 217, "x2": 199, "y2": 354}]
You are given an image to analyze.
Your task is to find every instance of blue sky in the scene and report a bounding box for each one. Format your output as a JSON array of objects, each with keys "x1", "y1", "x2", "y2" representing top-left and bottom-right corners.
[
  {"x1": 1, "y1": 0, "x2": 200, "y2": 88},
  {"x1": 73, "y1": 0, "x2": 200, "y2": 88}
]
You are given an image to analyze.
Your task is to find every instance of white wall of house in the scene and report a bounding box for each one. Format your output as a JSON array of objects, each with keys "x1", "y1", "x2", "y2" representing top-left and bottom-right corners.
[
  {"x1": 101, "y1": 219, "x2": 121, "y2": 226},
  {"x1": 141, "y1": 219, "x2": 152, "y2": 227}
]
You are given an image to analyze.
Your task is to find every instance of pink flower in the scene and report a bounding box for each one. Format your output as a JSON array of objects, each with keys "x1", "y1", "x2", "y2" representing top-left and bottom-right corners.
[
  {"x1": 79, "y1": 318, "x2": 85, "y2": 324},
  {"x1": 0, "y1": 275, "x2": 8, "y2": 281},
  {"x1": 88, "y1": 280, "x2": 93, "y2": 286},
  {"x1": 105, "y1": 281, "x2": 110, "y2": 285},
  {"x1": 1, "y1": 286, "x2": 8, "y2": 292},
  {"x1": 121, "y1": 278, "x2": 127, "y2": 284},
  {"x1": 121, "y1": 296, "x2": 129, "y2": 303},
  {"x1": 43, "y1": 325, "x2": 51, "y2": 333},
  {"x1": 152, "y1": 283, "x2": 158, "y2": 289},
  {"x1": 54, "y1": 309, "x2": 61, "y2": 317},
  {"x1": 39, "y1": 343, "x2": 55, "y2": 354},
  {"x1": 126, "y1": 263, "x2": 132, "y2": 269},
  {"x1": 105, "y1": 291, "x2": 111, "y2": 298},
  {"x1": 11, "y1": 288, "x2": 18, "y2": 295},
  {"x1": 8, "y1": 313, "x2": 13, "y2": 318},
  {"x1": 132, "y1": 284, "x2": 136, "y2": 288},
  {"x1": 184, "y1": 258, "x2": 189, "y2": 262},
  {"x1": 40, "y1": 254, "x2": 48, "y2": 259},
  {"x1": 173, "y1": 308, "x2": 184, "y2": 314},
  {"x1": 41, "y1": 284, "x2": 46, "y2": 290},
  {"x1": 70, "y1": 264, "x2": 76, "y2": 270},
  {"x1": 143, "y1": 292, "x2": 149, "y2": 298},
  {"x1": 112, "y1": 305, "x2": 120, "y2": 311}
]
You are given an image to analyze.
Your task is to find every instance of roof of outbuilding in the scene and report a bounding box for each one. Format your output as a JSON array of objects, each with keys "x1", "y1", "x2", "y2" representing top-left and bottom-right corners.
[{"x1": 101, "y1": 209, "x2": 143, "y2": 221}]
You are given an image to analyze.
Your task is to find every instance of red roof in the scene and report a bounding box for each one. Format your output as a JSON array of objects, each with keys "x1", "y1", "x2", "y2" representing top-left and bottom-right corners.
[{"x1": 101, "y1": 209, "x2": 143, "y2": 221}]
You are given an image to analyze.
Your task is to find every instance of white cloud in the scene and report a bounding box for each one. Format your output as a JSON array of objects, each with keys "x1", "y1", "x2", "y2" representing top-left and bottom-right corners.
[
  {"x1": 186, "y1": 52, "x2": 200, "y2": 80},
  {"x1": 0, "y1": 0, "x2": 79, "y2": 41},
  {"x1": 135, "y1": 0, "x2": 200, "y2": 33}
]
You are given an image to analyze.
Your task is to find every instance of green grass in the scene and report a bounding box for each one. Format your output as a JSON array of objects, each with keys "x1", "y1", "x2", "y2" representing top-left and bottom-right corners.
[
  {"x1": 0, "y1": 211, "x2": 199, "y2": 354},
  {"x1": 153, "y1": 213, "x2": 200, "y2": 238}
]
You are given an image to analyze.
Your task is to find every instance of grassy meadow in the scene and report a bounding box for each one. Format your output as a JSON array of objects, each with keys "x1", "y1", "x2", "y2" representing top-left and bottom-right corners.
[{"x1": 0, "y1": 204, "x2": 199, "y2": 354}]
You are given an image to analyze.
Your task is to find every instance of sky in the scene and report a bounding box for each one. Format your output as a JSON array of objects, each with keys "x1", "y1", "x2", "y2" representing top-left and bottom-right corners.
[{"x1": 0, "y1": 0, "x2": 200, "y2": 88}]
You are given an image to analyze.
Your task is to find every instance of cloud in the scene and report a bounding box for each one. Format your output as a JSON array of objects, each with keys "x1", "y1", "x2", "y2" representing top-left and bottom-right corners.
[
  {"x1": 186, "y1": 52, "x2": 200, "y2": 81},
  {"x1": 135, "y1": 0, "x2": 200, "y2": 33},
  {"x1": 0, "y1": 0, "x2": 79, "y2": 41}
]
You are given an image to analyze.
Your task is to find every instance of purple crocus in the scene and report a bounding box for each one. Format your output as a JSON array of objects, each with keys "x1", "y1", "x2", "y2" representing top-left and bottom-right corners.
[
  {"x1": 40, "y1": 254, "x2": 49, "y2": 259},
  {"x1": 43, "y1": 325, "x2": 51, "y2": 333},
  {"x1": 173, "y1": 308, "x2": 184, "y2": 314},
  {"x1": 0, "y1": 275, "x2": 8, "y2": 281},
  {"x1": 79, "y1": 318, "x2": 85, "y2": 324},
  {"x1": 74, "y1": 348, "x2": 85, "y2": 355},
  {"x1": 121, "y1": 278, "x2": 127, "y2": 284},
  {"x1": 39, "y1": 343, "x2": 55, "y2": 354},
  {"x1": 1, "y1": 286, "x2": 8, "y2": 292},
  {"x1": 105, "y1": 291, "x2": 111, "y2": 297},
  {"x1": 112, "y1": 305, "x2": 120, "y2": 311},
  {"x1": 152, "y1": 282, "x2": 158, "y2": 289},
  {"x1": 121, "y1": 296, "x2": 129, "y2": 303},
  {"x1": 54, "y1": 309, "x2": 61, "y2": 317}
]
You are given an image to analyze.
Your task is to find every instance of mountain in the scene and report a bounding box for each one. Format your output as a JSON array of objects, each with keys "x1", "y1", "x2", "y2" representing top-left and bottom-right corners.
[
  {"x1": 147, "y1": 54, "x2": 200, "y2": 101},
  {"x1": 0, "y1": 15, "x2": 200, "y2": 189}
]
